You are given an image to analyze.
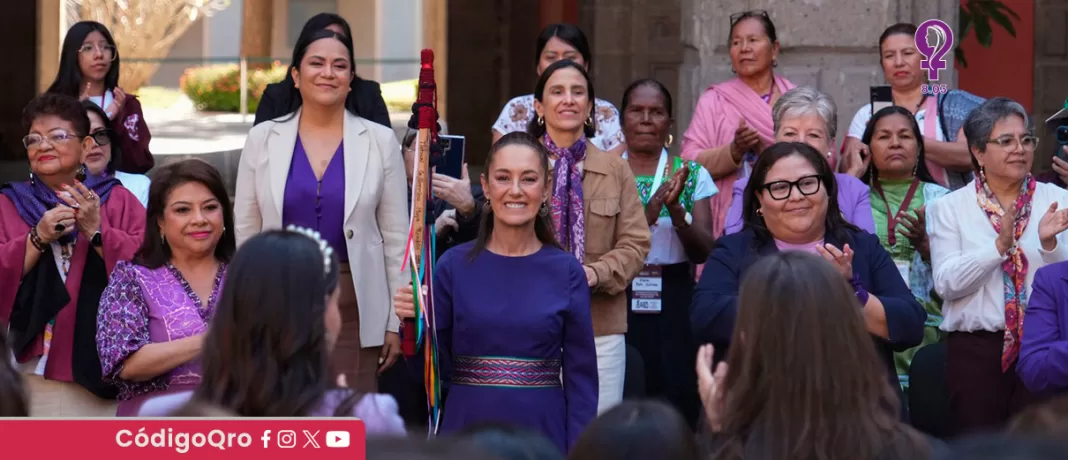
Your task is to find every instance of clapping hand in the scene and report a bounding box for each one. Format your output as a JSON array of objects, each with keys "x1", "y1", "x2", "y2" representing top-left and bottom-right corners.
[
  {"x1": 54, "y1": 181, "x2": 101, "y2": 238},
  {"x1": 106, "y1": 88, "x2": 128, "y2": 120},
  {"x1": 1038, "y1": 202, "x2": 1068, "y2": 251},
  {"x1": 816, "y1": 243, "x2": 855, "y2": 280},
  {"x1": 730, "y1": 119, "x2": 762, "y2": 162},
  {"x1": 35, "y1": 206, "x2": 76, "y2": 244},
  {"x1": 897, "y1": 206, "x2": 929, "y2": 261},
  {"x1": 996, "y1": 208, "x2": 1017, "y2": 256},
  {"x1": 696, "y1": 344, "x2": 728, "y2": 432}
]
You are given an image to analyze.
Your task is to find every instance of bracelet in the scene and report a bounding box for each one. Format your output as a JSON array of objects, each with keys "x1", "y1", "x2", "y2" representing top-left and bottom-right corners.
[
  {"x1": 851, "y1": 275, "x2": 870, "y2": 306},
  {"x1": 28, "y1": 227, "x2": 45, "y2": 252}
]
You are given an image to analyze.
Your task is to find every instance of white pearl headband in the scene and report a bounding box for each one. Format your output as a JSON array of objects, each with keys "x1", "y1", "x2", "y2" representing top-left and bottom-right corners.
[{"x1": 285, "y1": 225, "x2": 335, "y2": 276}]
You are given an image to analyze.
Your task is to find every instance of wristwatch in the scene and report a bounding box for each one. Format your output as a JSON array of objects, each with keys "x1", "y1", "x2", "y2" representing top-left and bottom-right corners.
[{"x1": 90, "y1": 231, "x2": 103, "y2": 248}]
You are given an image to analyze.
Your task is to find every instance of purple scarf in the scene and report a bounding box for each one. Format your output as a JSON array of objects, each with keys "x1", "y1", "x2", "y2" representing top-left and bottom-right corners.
[
  {"x1": 544, "y1": 134, "x2": 587, "y2": 263},
  {"x1": 0, "y1": 172, "x2": 120, "y2": 245}
]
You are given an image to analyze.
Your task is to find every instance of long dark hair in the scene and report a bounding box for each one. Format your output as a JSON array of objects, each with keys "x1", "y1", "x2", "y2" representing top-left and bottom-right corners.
[
  {"x1": 570, "y1": 401, "x2": 698, "y2": 460},
  {"x1": 0, "y1": 328, "x2": 28, "y2": 416},
  {"x1": 278, "y1": 29, "x2": 357, "y2": 120},
  {"x1": 742, "y1": 142, "x2": 858, "y2": 244},
  {"x1": 193, "y1": 229, "x2": 361, "y2": 416},
  {"x1": 82, "y1": 100, "x2": 124, "y2": 173},
  {"x1": 454, "y1": 423, "x2": 563, "y2": 460},
  {"x1": 712, "y1": 251, "x2": 929, "y2": 460},
  {"x1": 468, "y1": 132, "x2": 560, "y2": 260},
  {"x1": 535, "y1": 24, "x2": 592, "y2": 67},
  {"x1": 136, "y1": 159, "x2": 235, "y2": 268},
  {"x1": 526, "y1": 59, "x2": 597, "y2": 139},
  {"x1": 860, "y1": 105, "x2": 936, "y2": 185},
  {"x1": 47, "y1": 21, "x2": 120, "y2": 96}
]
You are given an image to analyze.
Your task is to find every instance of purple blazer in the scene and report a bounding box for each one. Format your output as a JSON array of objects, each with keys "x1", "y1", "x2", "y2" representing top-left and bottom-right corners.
[
  {"x1": 723, "y1": 173, "x2": 876, "y2": 235},
  {"x1": 1018, "y1": 261, "x2": 1068, "y2": 396}
]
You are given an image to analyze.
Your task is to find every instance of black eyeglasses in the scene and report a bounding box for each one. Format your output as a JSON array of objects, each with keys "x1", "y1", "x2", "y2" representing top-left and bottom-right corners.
[
  {"x1": 90, "y1": 130, "x2": 111, "y2": 147},
  {"x1": 762, "y1": 175, "x2": 822, "y2": 201},
  {"x1": 730, "y1": 10, "x2": 769, "y2": 26}
]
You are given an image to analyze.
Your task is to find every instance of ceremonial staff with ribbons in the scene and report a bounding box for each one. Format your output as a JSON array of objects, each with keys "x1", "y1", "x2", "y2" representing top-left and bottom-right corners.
[{"x1": 402, "y1": 49, "x2": 443, "y2": 434}]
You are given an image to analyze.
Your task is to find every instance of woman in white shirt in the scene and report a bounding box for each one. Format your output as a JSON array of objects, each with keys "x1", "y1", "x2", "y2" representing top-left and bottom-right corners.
[
  {"x1": 840, "y1": 23, "x2": 983, "y2": 190},
  {"x1": 928, "y1": 97, "x2": 1068, "y2": 435},
  {"x1": 491, "y1": 23, "x2": 624, "y2": 155},
  {"x1": 82, "y1": 101, "x2": 150, "y2": 207}
]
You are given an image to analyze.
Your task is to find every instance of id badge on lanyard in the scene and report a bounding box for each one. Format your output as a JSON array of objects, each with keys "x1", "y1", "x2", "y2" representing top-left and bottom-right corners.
[{"x1": 631, "y1": 265, "x2": 663, "y2": 313}]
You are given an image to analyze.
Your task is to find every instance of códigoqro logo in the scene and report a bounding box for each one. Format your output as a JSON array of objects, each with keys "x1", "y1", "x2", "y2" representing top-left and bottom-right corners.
[{"x1": 915, "y1": 19, "x2": 954, "y2": 81}]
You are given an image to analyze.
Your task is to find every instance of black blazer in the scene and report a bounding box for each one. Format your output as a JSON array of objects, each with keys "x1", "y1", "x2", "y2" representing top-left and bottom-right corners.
[
  {"x1": 691, "y1": 227, "x2": 927, "y2": 415},
  {"x1": 254, "y1": 76, "x2": 392, "y2": 130}
]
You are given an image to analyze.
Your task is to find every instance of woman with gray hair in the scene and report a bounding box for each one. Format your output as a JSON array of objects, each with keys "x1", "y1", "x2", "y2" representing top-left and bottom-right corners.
[
  {"x1": 723, "y1": 86, "x2": 875, "y2": 235},
  {"x1": 927, "y1": 97, "x2": 1068, "y2": 435}
]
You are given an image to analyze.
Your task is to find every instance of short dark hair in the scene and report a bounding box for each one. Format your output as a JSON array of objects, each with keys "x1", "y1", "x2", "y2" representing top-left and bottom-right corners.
[
  {"x1": 536, "y1": 24, "x2": 592, "y2": 67},
  {"x1": 729, "y1": 11, "x2": 778, "y2": 43},
  {"x1": 526, "y1": 59, "x2": 597, "y2": 139},
  {"x1": 571, "y1": 401, "x2": 698, "y2": 460},
  {"x1": 136, "y1": 159, "x2": 236, "y2": 268},
  {"x1": 621, "y1": 78, "x2": 674, "y2": 116},
  {"x1": 22, "y1": 93, "x2": 91, "y2": 138},
  {"x1": 742, "y1": 142, "x2": 859, "y2": 244},
  {"x1": 879, "y1": 23, "x2": 918, "y2": 54},
  {"x1": 82, "y1": 100, "x2": 123, "y2": 172}
]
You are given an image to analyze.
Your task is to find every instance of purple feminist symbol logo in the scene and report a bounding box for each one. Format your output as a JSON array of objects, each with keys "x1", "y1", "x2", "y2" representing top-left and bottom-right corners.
[{"x1": 915, "y1": 19, "x2": 954, "y2": 81}]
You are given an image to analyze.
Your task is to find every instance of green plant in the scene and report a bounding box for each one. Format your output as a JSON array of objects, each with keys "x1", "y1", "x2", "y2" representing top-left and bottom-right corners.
[
  {"x1": 956, "y1": 0, "x2": 1020, "y2": 68},
  {"x1": 179, "y1": 62, "x2": 288, "y2": 113}
]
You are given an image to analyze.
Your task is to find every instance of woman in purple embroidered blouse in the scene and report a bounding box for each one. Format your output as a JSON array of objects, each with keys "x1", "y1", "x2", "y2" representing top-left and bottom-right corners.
[{"x1": 96, "y1": 159, "x2": 235, "y2": 416}]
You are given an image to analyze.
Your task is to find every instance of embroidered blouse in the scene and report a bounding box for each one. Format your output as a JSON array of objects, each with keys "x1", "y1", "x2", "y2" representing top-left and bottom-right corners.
[
  {"x1": 627, "y1": 152, "x2": 717, "y2": 265},
  {"x1": 97, "y1": 261, "x2": 226, "y2": 401}
]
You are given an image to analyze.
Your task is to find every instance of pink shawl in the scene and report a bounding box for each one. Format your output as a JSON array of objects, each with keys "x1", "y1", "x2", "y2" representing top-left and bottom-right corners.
[{"x1": 680, "y1": 75, "x2": 796, "y2": 237}]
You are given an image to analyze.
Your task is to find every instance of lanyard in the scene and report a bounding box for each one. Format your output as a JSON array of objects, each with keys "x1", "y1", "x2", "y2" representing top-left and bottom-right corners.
[
  {"x1": 873, "y1": 178, "x2": 921, "y2": 246},
  {"x1": 625, "y1": 149, "x2": 671, "y2": 205}
]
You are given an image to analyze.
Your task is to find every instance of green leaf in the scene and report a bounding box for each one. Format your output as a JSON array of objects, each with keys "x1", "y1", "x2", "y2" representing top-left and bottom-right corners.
[
  {"x1": 959, "y1": 10, "x2": 973, "y2": 38},
  {"x1": 973, "y1": 15, "x2": 994, "y2": 46},
  {"x1": 955, "y1": 46, "x2": 968, "y2": 69},
  {"x1": 986, "y1": 8, "x2": 1017, "y2": 37},
  {"x1": 987, "y1": 1, "x2": 1021, "y2": 20}
]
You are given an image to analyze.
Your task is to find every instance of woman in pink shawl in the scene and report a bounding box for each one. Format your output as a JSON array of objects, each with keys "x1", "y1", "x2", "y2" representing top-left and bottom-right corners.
[{"x1": 680, "y1": 10, "x2": 795, "y2": 238}]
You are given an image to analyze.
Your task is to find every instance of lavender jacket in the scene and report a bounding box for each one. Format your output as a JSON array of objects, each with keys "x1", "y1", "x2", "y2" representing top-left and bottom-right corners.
[
  {"x1": 723, "y1": 173, "x2": 876, "y2": 235},
  {"x1": 1019, "y1": 261, "x2": 1068, "y2": 396}
]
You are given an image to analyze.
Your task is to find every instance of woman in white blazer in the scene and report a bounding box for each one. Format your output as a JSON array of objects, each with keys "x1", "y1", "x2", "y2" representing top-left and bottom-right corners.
[{"x1": 233, "y1": 28, "x2": 408, "y2": 393}]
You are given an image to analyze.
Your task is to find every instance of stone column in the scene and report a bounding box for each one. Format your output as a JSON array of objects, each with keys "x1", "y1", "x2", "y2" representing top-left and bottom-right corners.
[
  {"x1": 1033, "y1": 0, "x2": 1067, "y2": 173},
  {"x1": 678, "y1": 0, "x2": 959, "y2": 146}
]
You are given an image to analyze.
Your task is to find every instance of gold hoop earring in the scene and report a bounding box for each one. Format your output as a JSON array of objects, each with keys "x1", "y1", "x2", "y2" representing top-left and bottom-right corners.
[{"x1": 665, "y1": 134, "x2": 674, "y2": 148}]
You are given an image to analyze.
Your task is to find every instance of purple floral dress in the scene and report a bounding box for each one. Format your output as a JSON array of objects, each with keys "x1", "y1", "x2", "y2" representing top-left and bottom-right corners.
[{"x1": 96, "y1": 261, "x2": 226, "y2": 416}]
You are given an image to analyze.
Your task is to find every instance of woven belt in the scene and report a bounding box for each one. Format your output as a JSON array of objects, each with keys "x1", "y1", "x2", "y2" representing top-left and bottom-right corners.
[{"x1": 452, "y1": 355, "x2": 561, "y2": 388}]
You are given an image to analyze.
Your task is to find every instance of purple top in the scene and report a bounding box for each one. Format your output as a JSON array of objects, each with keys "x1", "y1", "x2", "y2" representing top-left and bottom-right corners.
[
  {"x1": 97, "y1": 261, "x2": 226, "y2": 402},
  {"x1": 283, "y1": 136, "x2": 348, "y2": 261},
  {"x1": 724, "y1": 173, "x2": 876, "y2": 235},
  {"x1": 1018, "y1": 261, "x2": 1068, "y2": 396},
  {"x1": 435, "y1": 242, "x2": 598, "y2": 453}
]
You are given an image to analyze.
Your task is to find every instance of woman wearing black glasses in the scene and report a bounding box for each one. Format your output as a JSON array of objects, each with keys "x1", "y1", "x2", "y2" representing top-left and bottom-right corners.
[
  {"x1": 690, "y1": 142, "x2": 926, "y2": 417},
  {"x1": 82, "y1": 102, "x2": 151, "y2": 207}
]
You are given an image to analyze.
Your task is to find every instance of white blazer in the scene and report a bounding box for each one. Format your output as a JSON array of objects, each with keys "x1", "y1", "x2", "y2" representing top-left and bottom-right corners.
[{"x1": 233, "y1": 108, "x2": 409, "y2": 346}]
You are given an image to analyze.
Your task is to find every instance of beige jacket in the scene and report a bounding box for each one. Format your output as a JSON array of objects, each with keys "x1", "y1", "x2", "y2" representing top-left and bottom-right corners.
[{"x1": 233, "y1": 109, "x2": 409, "y2": 346}]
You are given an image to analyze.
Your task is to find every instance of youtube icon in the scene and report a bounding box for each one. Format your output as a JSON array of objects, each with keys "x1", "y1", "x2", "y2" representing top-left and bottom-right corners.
[{"x1": 326, "y1": 431, "x2": 350, "y2": 448}]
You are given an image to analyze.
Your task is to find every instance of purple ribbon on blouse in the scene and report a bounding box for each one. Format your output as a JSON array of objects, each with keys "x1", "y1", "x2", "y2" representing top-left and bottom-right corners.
[
  {"x1": 543, "y1": 134, "x2": 587, "y2": 263},
  {"x1": 0, "y1": 172, "x2": 120, "y2": 245}
]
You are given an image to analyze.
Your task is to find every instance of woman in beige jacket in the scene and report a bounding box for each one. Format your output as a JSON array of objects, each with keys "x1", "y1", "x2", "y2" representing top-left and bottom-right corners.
[{"x1": 233, "y1": 29, "x2": 408, "y2": 392}]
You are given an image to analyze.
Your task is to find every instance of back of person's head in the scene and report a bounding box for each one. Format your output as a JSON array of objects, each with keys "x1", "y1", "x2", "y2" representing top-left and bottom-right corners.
[
  {"x1": 194, "y1": 228, "x2": 348, "y2": 416},
  {"x1": 367, "y1": 437, "x2": 500, "y2": 460},
  {"x1": 936, "y1": 435, "x2": 1068, "y2": 460},
  {"x1": 0, "y1": 329, "x2": 28, "y2": 416},
  {"x1": 1008, "y1": 395, "x2": 1068, "y2": 438},
  {"x1": 454, "y1": 423, "x2": 563, "y2": 460},
  {"x1": 169, "y1": 399, "x2": 238, "y2": 417},
  {"x1": 714, "y1": 251, "x2": 928, "y2": 460},
  {"x1": 569, "y1": 401, "x2": 697, "y2": 460}
]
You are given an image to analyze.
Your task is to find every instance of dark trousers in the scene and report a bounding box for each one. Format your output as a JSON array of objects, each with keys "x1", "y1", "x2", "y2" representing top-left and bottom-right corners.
[
  {"x1": 625, "y1": 262, "x2": 700, "y2": 429},
  {"x1": 946, "y1": 330, "x2": 1035, "y2": 436}
]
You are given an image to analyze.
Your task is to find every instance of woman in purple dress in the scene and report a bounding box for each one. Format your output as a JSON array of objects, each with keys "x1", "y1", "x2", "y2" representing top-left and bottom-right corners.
[
  {"x1": 96, "y1": 159, "x2": 234, "y2": 416},
  {"x1": 395, "y1": 132, "x2": 599, "y2": 452}
]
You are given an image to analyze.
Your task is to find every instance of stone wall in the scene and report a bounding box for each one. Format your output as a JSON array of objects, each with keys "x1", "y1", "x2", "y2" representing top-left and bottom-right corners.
[
  {"x1": 677, "y1": 0, "x2": 960, "y2": 149},
  {"x1": 1034, "y1": 0, "x2": 1068, "y2": 173}
]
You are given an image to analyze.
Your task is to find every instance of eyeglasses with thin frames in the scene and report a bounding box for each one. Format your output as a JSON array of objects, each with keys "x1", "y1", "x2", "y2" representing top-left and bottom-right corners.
[
  {"x1": 987, "y1": 135, "x2": 1039, "y2": 152},
  {"x1": 730, "y1": 10, "x2": 769, "y2": 26},
  {"x1": 79, "y1": 43, "x2": 117, "y2": 62},
  {"x1": 23, "y1": 131, "x2": 81, "y2": 150},
  {"x1": 762, "y1": 174, "x2": 822, "y2": 201}
]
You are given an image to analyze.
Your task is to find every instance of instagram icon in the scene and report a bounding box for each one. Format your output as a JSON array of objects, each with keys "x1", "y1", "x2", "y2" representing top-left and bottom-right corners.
[{"x1": 277, "y1": 430, "x2": 297, "y2": 449}]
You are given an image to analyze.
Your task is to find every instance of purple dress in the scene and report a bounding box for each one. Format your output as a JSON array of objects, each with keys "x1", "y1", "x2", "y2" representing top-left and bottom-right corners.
[
  {"x1": 436, "y1": 242, "x2": 598, "y2": 453},
  {"x1": 97, "y1": 261, "x2": 226, "y2": 416}
]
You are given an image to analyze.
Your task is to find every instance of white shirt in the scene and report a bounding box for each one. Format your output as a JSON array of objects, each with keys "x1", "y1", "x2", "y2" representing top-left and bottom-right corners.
[
  {"x1": 115, "y1": 171, "x2": 151, "y2": 207},
  {"x1": 928, "y1": 181, "x2": 1068, "y2": 333},
  {"x1": 847, "y1": 103, "x2": 945, "y2": 142}
]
